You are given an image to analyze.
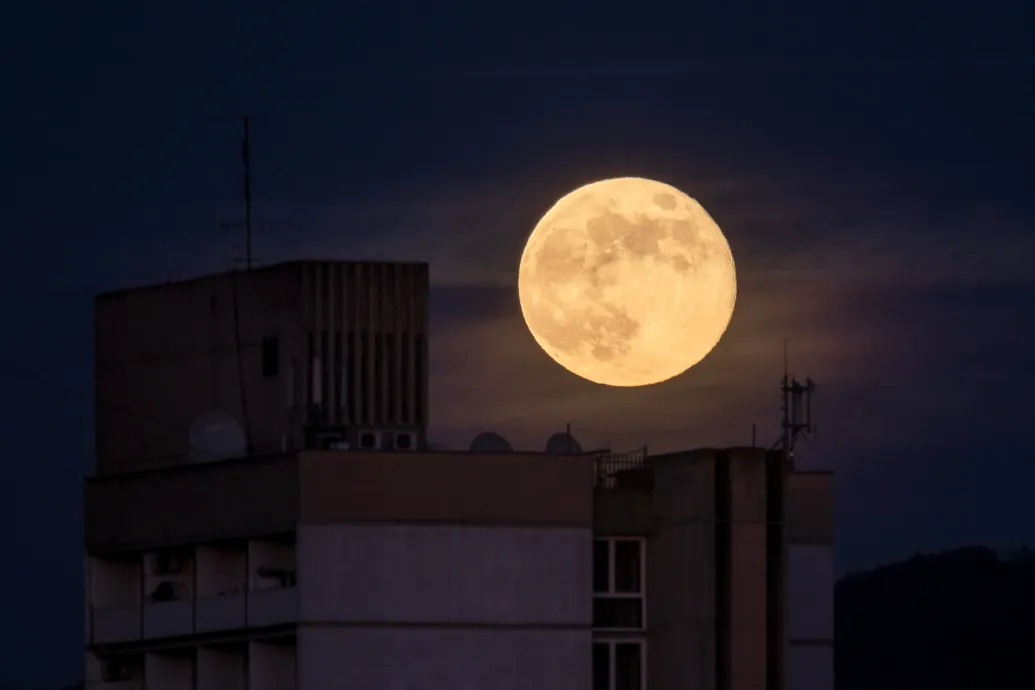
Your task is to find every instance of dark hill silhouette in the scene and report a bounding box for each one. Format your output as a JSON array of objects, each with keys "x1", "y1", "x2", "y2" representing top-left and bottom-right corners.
[{"x1": 836, "y1": 545, "x2": 1035, "y2": 690}]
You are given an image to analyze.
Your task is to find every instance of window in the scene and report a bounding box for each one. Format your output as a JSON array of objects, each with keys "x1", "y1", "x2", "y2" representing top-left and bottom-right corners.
[
  {"x1": 414, "y1": 334, "x2": 427, "y2": 425},
  {"x1": 400, "y1": 333, "x2": 411, "y2": 423},
  {"x1": 593, "y1": 640, "x2": 645, "y2": 690},
  {"x1": 593, "y1": 540, "x2": 610, "y2": 592},
  {"x1": 261, "y1": 336, "x2": 279, "y2": 377},
  {"x1": 386, "y1": 333, "x2": 396, "y2": 422},
  {"x1": 359, "y1": 332, "x2": 369, "y2": 424},
  {"x1": 593, "y1": 537, "x2": 646, "y2": 630}
]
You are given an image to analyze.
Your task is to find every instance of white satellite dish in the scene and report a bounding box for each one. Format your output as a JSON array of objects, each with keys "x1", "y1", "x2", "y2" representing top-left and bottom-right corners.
[
  {"x1": 469, "y1": 431, "x2": 513, "y2": 452},
  {"x1": 545, "y1": 431, "x2": 582, "y2": 453},
  {"x1": 188, "y1": 411, "x2": 247, "y2": 463}
]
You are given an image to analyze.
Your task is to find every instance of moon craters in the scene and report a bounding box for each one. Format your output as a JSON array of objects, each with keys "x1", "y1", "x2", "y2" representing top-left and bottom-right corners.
[
  {"x1": 653, "y1": 193, "x2": 677, "y2": 210},
  {"x1": 518, "y1": 177, "x2": 737, "y2": 386}
]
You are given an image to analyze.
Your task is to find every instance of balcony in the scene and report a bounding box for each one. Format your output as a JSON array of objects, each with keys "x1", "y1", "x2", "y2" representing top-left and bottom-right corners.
[
  {"x1": 86, "y1": 682, "x2": 141, "y2": 690},
  {"x1": 88, "y1": 537, "x2": 297, "y2": 647},
  {"x1": 196, "y1": 592, "x2": 246, "y2": 633},
  {"x1": 248, "y1": 586, "x2": 298, "y2": 627},
  {"x1": 88, "y1": 640, "x2": 295, "y2": 690}
]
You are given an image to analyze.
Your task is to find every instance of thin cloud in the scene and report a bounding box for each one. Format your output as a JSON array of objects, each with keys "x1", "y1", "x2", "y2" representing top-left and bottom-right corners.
[{"x1": 281, "y1": 170, "x2": 1033, "y2": 290}]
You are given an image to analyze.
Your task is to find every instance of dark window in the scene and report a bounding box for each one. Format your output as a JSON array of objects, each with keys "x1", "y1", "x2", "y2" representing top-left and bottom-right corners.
[
  {"x1": 615, "y1": 643, "x2": 642, "y2": 690},
  {"x1": 359, "y1": 333, "x2": 369, "y2": 424},
  {"x1": 593, "y1": 540, "x2": 610, "y2": 593},
  {"x1": 374, "y1": 334, "x2": 384, "y2": 423},
  {"x1": 593, "y1": 643, "x2": 611, "y2": 690},
  {"x1": 386, "y1": 333, "x2": 396, "y2": 422},
  {"x1": 414, "y1": 334, "x2": 426, "y2": 425},
  {"x1": 614, "y1": 541, "x2": 642, "y2": 593},
  {"x1": 346, "y1": 332, "x2": 356, "y2": 422},
  {"x1": 400, "y1": 334, "x2": 411, "y2": 423},
  {"x1": 593, "y1": 598, "x2": 643, "y2": 629},
  {"x1": 333, "y1": 331, "x2": 343, "y2": 415},
  {"x1": 318, "y1": 330, "x2": 329, "y2": 422},
  {"x1": 262, "y1": 336, "x2": 279, "y2": 378}
]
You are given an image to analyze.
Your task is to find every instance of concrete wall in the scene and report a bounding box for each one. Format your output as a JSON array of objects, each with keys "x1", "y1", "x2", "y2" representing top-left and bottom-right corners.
[
  {"x1": 786, "y1": 471, "x2": 834, "y2": 544},
  {"x1": 644, "y1": 447, "x2": 801, "y2": 690},
  {"x1": 298, "y1": 627, "x2": 587, "y2": 690},
  {"x1": 197, "y1": 647, "x2": 244, "y2": 690},
  {"x1": 144, "y1": 652, "x2": 192, "y2": 690},
  {"x1": 298, "y1": 450, "x2": 594, "y2": 526},
  {"x1": 788, "y1": 644, "x2": 834, "y2": 690},
  {"x1": 787, "y1": 545, "x2": 834, "y2": 641},
  {"x1": 84, "y1": 454, "x2": 298, "y2": 553},
  {"x1": 95, "y1": 263, "x2": 303, "y2": 472},
  {"x1": 296, "y1": 523, "x2": 591, "y2": 689},
  {"x1": 728, "y1": 451, "x2": 769, "y2": 690},
  {"x1": 294, "y1": 448, "x2": 593, "y2": 690},
  {"x1": 786, "y1": 471, "x2": 835, "y2": 690},
  {"x1": 250, "y1": 641, "x2": 295, "y2": 690},
  {"x1": 298, "y1": 523, "x2": 591, "y2": 625},
  {"x1": 646, "y1": 449, "x2": 716, "y2": 690},
  {"x1": 594, "y1": 486, "x2": 652, "y2": 535}
]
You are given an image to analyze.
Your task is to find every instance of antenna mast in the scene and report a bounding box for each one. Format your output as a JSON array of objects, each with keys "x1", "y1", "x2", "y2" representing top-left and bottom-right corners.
[
  {"x1": 221, "y1": 117, "x2": 276, "y2": 269},
  {"x1": 772, "y1": 340, "x2": 817, "y2": 467},
  {"x1": 242, "y1": 116, "x2": 252, "y2": 271}
]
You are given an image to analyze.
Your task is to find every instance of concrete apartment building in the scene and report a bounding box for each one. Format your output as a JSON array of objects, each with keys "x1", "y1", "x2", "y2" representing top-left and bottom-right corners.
[{"x1": 84, "y1": 260, "x2": 834, "y2": 690}]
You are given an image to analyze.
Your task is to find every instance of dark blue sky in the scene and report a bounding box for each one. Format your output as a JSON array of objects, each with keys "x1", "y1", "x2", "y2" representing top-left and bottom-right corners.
[{"x1": 3, "y1": 0, "x2": 1035, "y2": 685}]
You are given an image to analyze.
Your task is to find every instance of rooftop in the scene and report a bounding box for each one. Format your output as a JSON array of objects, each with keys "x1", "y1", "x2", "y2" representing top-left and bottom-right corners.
[{"x1": 96, "y1": 258, "x2": 429, "y2": 300}]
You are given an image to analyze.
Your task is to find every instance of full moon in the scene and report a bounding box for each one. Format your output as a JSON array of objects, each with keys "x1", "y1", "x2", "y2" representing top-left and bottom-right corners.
[{"x1": 518, "y1": 177, "x2": 737, "y2": 387}]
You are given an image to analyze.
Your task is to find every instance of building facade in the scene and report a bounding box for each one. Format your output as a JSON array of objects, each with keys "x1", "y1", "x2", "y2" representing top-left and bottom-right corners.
[
  {"x1": 85, "y1": 264, "x2": 834, "y2": 690},
  {"x1": 95, "y1": 260, "x2": 430, "y2": 473}
]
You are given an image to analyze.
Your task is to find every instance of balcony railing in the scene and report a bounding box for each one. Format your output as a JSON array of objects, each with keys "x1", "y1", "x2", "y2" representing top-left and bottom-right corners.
[
  {"x1": 594, "y1": 447, "x2": 647, "y2": 488},
  {"x1": 90, "y1": 586, "x2": 298, "y2": 645}
]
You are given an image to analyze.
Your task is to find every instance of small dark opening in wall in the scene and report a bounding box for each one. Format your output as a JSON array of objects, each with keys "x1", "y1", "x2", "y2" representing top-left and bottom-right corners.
[{"x1": 262, "y1": 336, "x2": 279, "y2": 377}]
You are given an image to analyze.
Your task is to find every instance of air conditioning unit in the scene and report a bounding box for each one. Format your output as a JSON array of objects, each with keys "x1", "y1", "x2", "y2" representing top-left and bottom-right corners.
[
  {"x1": 153, "y1": 553, "x2": 183, "y2": 575},
  {"x1": 357, "y1": 431, "x2": 380, "y2": 450},
  {"x1": 393, "y1": 431, "x2": 417, "y2": 450},
  {"x1": 101, "y1": 660, "x2": 132, "y2": 682}
]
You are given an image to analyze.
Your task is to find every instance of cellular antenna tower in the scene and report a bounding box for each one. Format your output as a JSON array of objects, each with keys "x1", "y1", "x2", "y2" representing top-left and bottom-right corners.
[{"x1": 772, "y1": 341, "x2": 816, "y2": 465}]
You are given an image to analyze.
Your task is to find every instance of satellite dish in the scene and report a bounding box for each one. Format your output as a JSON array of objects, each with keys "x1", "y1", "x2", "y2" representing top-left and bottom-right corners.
[
  {"x1": 189, "y1": 411, "x2": 247, "y2": 463},
  {"x1": 469, "y1": 431, "x2": 513, "y2": 452},
  {"x1": 545, "y1": 431, "x2": 582, "y2": 453}
]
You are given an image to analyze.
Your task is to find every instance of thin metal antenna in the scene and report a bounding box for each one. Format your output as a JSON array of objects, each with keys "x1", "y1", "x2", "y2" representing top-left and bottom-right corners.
[
  {"x1": 242, "y1": 116, "x2": 252, "y2": 271},
  {"x1": 220, "y1": 117, "x2": 281, "y2": 269}
]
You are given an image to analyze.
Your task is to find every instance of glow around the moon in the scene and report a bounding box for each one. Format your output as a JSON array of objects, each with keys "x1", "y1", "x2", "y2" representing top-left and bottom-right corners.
[{"x1": 518, "y1": 177, "x2": 737, "y2": 387}]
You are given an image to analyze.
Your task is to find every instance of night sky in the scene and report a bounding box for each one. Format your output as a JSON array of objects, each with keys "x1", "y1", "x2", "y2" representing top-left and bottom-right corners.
[{"x1": 4, "y1": 0, "x2": 1035, "y2": 685}]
